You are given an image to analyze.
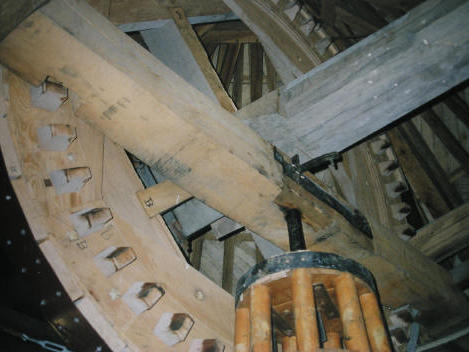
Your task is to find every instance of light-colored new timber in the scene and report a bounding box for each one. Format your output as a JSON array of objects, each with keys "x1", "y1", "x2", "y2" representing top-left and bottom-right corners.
[
  {"x1": 4, "y1": 71, "x2": 234, "y2": 351},
  {"x1": 136, "y1": 180, "x2": 193, "y2": 218}
]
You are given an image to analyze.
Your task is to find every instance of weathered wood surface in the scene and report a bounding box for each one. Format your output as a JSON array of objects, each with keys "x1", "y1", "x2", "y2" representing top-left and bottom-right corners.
[
  {"x1": 0, "y1": 0, "x2": 49, "y2": 41},
  {"x1": 169, "y1": 7, "x2": 236, "y2": 112},
  {"x1": 275, "y1": 178, "x2": 469, "y2": 327},
  {"x1": 410, "y1": 202, "x2": 469, "y2": 261},
  {"x1": 87, "y1": 0, "x2": 230, "y2": 25},
  {"x1": 241, "y1": 0, "x2": 469, "y2": 161},
  {"x1": 3, "y1": 71, "x2": 234, "y2": 351},
  {"x1": 388, "y1": 126, "x2": 452, "y2": 218},
  {"x1": 1, "y1": 0, "x2": 468, "y2": 331},
  {"x1": 222, "y1": 0, "x2": 336, "y2": 83}
]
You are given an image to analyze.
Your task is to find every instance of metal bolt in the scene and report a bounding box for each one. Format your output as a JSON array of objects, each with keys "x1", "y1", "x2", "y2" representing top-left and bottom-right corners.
[
  {"x1": 20, "y1": 229, "x2": 26, "y2": 236},
  {"x1": 56, "y1": 291, "x2": 62, "y2": 297},
  {"x1": 96, "y1": 346, "x2": 102, "y2": 352},
  {"x1": 5, "y1": 195, "x2": 11, "y2": 200},
  {"x1": 21, "y1": 267, "x2": 27, "y2": 273},
  {"x1": 73, "y1": 317, "x2": 80, "y2": 323},
  {"x1": 40, "y1": 299, "x2": 47, "y2": 306},
  {"x1": 35, "y1": 258, "x2": 41, "y2": 264},
  {"x1": 6, "y1": 240, "x2": 12, "y2": 246}
]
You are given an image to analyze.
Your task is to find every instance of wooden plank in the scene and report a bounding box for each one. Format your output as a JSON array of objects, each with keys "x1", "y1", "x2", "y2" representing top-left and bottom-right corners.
[
  {"x1": 265, "y1": 55, "x2": 277, "y2": 93},
  {"x1": 410, "y1": 202, "x2": 469, "y2": 261},
  {"x1": 422, "y1": 109, "x2": 469, "y2": 176},
  {"x1": 169, "y1": 7, "x2": 237, "y2": 112},
  {"x1": 200, "y1": 21, "x2": 257, "y2": 44},
  {"x1": 220, "y1": 43, "x2": 241, "y2": 90},
  {"x1": 388, "y1": 126, "x2": 453, "y2": 218},
  {"x1": 444, "y1": 94, "x2": 469, "y2": 130},
  {"x1": 0, "y1": 0, "x2": 49, "y2": 41},
  {"x1": 0, "y1": 67, "x2": 21, "y2": 178},
  {"x1": 242, "y1": 0, "x2": 469, "y2": 161},
  {"x1": 232, "y1": 44, "x2": 244, "y2": 108},
  {"x1": 39, "y1": 239, "x2": 85, "y2": 302},
  {"x1": 136, "y1": 180, "x2": 193, "y2": 218},
  {"x1": 2, "y1": 0, "x2": 468, "y2": 330},
  {"x1": 87, "y1": 0, "x2": 231, "y2": 25},
  {"x1": 249, "y1": 43, "x2": 263, "y2": 103},
  {"x1": 222, "y1": 235, "x2": 236, "y2": 293},
  {"x1": 400, "y1": 120, "x2": 463, "y2": 209}
]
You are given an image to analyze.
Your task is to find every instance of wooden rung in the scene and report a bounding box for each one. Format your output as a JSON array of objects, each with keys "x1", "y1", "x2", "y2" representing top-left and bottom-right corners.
[
  {"x1": 136, "y1": 180, "x2": 192, "y2": 218},
  {"x1": 122, "y1": 282, "x2": 165, "y2": 315},
  {"x1": 94, "y1": 246, "x2": 137, "y2": 277},
  {"x1": 153, "y1": 312, "x2": 194, "y2": 346},
  {"x1": 30, "y1": 78, "x2": 68, "y2": 112},
  {"x1": 70, "y1": 207, "x2": 113, "y2": 237},
  {"x1": 189, "y1": 339, "x2": 224, "y2": 352},
  {"x1": 48, "y1": 167, "x2": 91, "y2": 194}
]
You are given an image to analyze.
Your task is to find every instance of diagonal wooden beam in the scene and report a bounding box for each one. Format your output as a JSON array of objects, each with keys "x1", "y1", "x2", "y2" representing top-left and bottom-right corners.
[
  {"x1": 169, "y1": 7, "x2": 237, "y2": 112},
  {"x1": 422, "y1": 109, "x2": 469, "y2": 176},
  {"x1": 444, "y1": 93, "x2": 469, "y2": 130},
  {"x1": 240, "y1": 0, "x2": 469, "y2": 161}
]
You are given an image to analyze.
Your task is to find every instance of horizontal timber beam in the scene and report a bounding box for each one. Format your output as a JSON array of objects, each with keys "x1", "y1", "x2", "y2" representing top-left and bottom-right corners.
[
  {"x1": 410, "y1": 202, "x2": 469, "y2": 262},
  {"x1": 1, "y1": 0, "x2": 468, "y2": 330},
  {"x1": 240, "y1": 0, "x2": 469, "y2": 161}
]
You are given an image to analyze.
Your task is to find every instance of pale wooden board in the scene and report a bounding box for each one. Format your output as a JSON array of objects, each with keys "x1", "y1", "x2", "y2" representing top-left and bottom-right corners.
[
  {"x1": 39, "y1": 239, "x2": 85, "y2": 302},
  {"x1": 86, "y1": 0, "x2": 231, "y2": 25},
  {"x1": 0, "y1": 67, "x2": 21, "y2": 178},
  {"x1": 136, "y1": 180, "x2": 192, "y2": 218},
  {"x1": 6, "y1": 72, "x2": 235, "y2": 352}
]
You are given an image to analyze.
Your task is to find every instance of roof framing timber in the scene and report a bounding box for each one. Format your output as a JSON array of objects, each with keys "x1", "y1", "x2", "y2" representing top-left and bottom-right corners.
[{"x1": 238, "y1": 0, "x2": 469, "y2": 162}]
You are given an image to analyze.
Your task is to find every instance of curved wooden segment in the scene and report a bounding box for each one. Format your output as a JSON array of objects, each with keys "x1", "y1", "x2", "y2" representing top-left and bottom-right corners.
[
  {"x1": 3, "y1": 72, "x2": 234, "y2": 351},
  {"x1": 222, "y1": 0, "x2": 338, "y2": 83}
]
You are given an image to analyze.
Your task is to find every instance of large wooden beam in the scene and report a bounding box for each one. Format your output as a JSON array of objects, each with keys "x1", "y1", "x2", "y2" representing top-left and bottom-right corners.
[
  {"x1": 87, "y1": 0, "x2": 231, "y2": 25},
  {"x1": 240, "y1": 0, "x2": 469, "y2": 161},
  {"x1": 410, "y1": 202, "x2": 469, "y2": 262},
  {"x1": 1, "y1": 0, "x2": 468, "y2": 330}
]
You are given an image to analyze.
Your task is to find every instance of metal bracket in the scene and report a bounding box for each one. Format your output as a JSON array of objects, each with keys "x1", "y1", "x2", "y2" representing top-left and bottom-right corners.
[{"x1": 273, "y1": 147, "x2": 372, "y2": 238}]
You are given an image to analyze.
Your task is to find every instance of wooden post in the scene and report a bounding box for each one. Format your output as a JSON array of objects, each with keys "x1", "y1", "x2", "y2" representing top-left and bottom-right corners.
[
  {"x1": 291, "y1": 268, "x2": 319, "y2": 351},
  {"x1": 250, "y1": 284, "x2": 272, "y2": 352},
  {"x1": 335, "y1": 273, "x2": 371, "y2": 351},
  {"x1": 281, "y1": 336, "x2": 297, "y2": 352},
  {"x1": 235, "y1": 307, "x2": 250, "y2": 352},
  {"x1": 360, "y1": 292, "x2": 392, "y2": 352},
  {"x1": 323, "y1": 329, "x2": 342, "y2": 348}
]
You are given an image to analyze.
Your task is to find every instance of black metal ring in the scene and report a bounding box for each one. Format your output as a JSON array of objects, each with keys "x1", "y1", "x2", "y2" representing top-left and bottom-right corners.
[{"x1": 235, "y1": 251, "x2": 377, "y2": 306}]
